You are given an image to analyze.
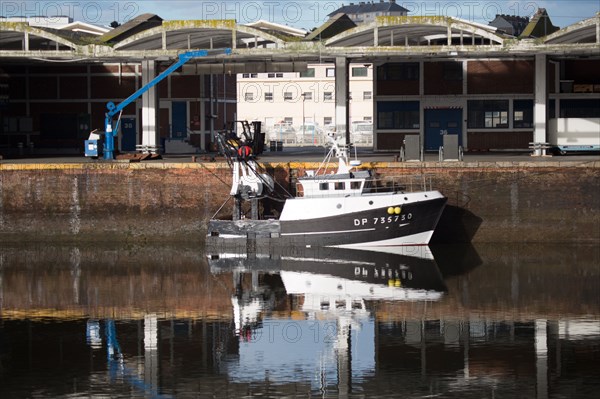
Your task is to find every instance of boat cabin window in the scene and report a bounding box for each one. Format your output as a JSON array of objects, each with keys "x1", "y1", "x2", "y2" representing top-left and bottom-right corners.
[
  {"x1": 350, "y1": 181, "x2": 362, "y2": 190},
  {"x1": 319, "y1": 182, "x2": 329, "y2": 190},
  {"x1": 335, "y1": 182, "x2": 345, "y2": 190}
]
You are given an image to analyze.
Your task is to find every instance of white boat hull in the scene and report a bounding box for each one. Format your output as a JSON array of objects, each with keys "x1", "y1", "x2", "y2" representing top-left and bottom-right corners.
[{"x1": 208, "y1": 192, "x2": 447, "y2": 247}]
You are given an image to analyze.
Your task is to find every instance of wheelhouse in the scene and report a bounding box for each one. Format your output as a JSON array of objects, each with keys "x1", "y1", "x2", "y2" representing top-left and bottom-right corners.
[{"x1": 297, "y1": 170, "x2": 373, "y2": 198}]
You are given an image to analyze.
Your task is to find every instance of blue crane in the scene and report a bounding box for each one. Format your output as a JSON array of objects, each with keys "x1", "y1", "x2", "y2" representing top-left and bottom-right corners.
[{"x1": 101, "y1": 48, "x2": 232, "y2": 160}]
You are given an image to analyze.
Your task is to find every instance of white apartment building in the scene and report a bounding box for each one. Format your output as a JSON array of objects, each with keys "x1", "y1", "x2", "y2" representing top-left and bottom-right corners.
[{"x1": 237, "y1": 63, "x2": 374, "y2": 144}]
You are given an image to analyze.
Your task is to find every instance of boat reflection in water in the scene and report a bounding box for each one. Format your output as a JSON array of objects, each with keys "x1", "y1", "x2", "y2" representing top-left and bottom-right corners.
[
  {"x1": 2, "y1": 242, "x2": 599, "y2": 398},
  {"x1": 208, "y1": 245, "x2": 447, "y2": 391}
]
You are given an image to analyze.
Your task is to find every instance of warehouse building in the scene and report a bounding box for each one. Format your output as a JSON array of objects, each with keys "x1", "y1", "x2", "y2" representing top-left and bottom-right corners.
[{"x1": 0, "y1": 10, "x2": 598, "y2": 155}]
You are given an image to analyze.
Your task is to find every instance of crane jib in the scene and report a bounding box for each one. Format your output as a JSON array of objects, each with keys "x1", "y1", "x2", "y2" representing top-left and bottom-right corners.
[{"x1": 101, "y1": 48, "x2": 232, "y2": 160}]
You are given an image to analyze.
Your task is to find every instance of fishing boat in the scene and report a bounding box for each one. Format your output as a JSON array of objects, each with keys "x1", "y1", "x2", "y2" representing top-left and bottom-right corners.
[{"x1": 207, "y1": 134, "x2": 447, "y2": 248}]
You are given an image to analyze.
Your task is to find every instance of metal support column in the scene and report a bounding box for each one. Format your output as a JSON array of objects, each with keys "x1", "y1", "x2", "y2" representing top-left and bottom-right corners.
[
  {"x1": 334, "y1": 57, "x2": 350, "y2": 145},
  {"x1": 141, "y1": 59, "x2": 160, "y2": 152}
]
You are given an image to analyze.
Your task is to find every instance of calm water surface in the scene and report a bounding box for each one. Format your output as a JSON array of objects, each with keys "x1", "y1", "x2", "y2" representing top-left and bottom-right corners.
[{"x1": 0, "y1": 242, "x2": 598, "y2": 398}]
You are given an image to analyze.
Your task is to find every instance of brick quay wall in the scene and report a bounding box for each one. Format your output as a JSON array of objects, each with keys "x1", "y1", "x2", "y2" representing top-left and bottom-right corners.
[{"x1": 0, "y1": 160, "x2": 598, "y2": 243}]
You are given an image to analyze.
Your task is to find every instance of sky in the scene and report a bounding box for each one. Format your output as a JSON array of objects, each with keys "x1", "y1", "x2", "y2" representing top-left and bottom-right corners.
[{"x1": 1, "y1": 1, "x2": 598, "y2": 31}]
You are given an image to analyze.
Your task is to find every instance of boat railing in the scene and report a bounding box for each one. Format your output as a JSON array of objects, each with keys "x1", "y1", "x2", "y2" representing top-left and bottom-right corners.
[
  {"x1": 295, "y1": 174, "x2": 435, "y2": 197},
  {"x1": 374, "y1": 174, "x2": 435, "y2": 193}
]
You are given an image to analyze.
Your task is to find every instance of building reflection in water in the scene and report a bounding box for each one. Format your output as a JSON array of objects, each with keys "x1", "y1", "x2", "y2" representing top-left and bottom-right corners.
[{"x1": 0, "y1": 242, "x2": 598, "y2": 398}]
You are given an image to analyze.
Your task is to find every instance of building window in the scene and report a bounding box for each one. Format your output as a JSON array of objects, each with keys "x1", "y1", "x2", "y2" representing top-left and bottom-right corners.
[
  {"x1": 513, "y1": 100, "x2": 533, "y2": 128},
  {"x1": 560, "y1": 99, "x2": 600, "y2": 118},
  {"x1": 468, "y1": 100, "x2": 509, "y2": 128},
  {"x1": 302, "y1": 92, "x2": 313, "y2": 101},
  {"x1": 300, "y1": 68, "x2": 315, "y2": 78},
  {"x1": 352, "y1": 67, "x2": 368, "y2": 77},
  {"x1": 363, "y1": 91, "x2": 372, "y2": 100},
  {"x1": 284, "y1": 92, "x2": 293, "y2": 101},
  {"x1": 326, "y1": 68, "x2": 335, "y2": 77},
  {"x1": 265, "y1": 92, "x2": 273, "y2": 102},
  {"x1": 324, "y1": 92, "x2": 333, "y2": 101},
  {"x1": 244, "y1": 92, "x2": 254, "y2": 101},
  {"x1": 485, "y1": 111, "x2": 507, "y2": 128},
  {"x1": 324, "y1": 117, "x2": 332, "y2": 126},
  {"x1": 377, "y1": 101, "x2": 420, "y2": 129},
  {"x1": 377, "y1": 63, "x2": 419, "y2": 81}
]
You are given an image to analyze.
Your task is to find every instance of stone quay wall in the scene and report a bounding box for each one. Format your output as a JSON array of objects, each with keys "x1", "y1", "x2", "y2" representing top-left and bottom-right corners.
[{"x1": 0, "y1": 160, "x2": 598, "y2": 243}]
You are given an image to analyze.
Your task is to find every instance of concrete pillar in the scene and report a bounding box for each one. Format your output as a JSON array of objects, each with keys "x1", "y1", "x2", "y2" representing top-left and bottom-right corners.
[
  {"x1": 141, "y1": 60, "x2": 159, "y2": 151},
  {"x1": 335, "y1": 57, "x2": 350, "y2": 144},
  {"x1": 533, "y1": 54, "x2": 548, "y2": 155}
]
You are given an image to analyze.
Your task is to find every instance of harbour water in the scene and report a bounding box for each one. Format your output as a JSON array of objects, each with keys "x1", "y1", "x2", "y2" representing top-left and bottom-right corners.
[{"x1": 0, "y1": 242, "x2": 598, "y2": 398}]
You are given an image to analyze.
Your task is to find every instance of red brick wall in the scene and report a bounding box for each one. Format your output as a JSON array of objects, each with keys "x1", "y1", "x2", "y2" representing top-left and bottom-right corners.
[
  {"x1": 564, "y1": 60, "x2": 600, "y2": 84},
  {"x1": 424, "y1": 62, "x2": 462, "y2": 95},
  {"x1": 29, "y1": 65, "x2": 87, "y2": 74},
  {"x1": 468, "y1": 60, "x2": 534, "y2": 94},
  {"x1": 60, "y1": 76, "x2": 87, "y2": 99},
  {"x1": 29, "y1": 76, "x2": 58, "y2": 99},
  {"x1": 376, "y1": 80, "x2": 419, "y2": 95},
  {"x1": 171, "y1": 75, "x2": 202, "y2": 98},
  {"x1": 467, "y1": 131, "x2": 533, "y2": 150},
  {"x1": 90, "y1": 76, "x2": 137, "y2": 99},
  {"x1": 376, "y1": 132, "x2": 406, "y2": 150},
  {"x1": 90, "y1": 65, "x2": 137, "y2": 74}
]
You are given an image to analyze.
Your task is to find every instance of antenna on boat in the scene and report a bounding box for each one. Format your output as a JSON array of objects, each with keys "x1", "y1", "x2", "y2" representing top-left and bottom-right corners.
[{"x1": 320, "y1": 133, "x2": 361, "y2": 174}]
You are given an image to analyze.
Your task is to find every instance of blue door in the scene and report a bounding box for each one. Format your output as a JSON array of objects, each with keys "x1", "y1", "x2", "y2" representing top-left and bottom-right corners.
[
  {"x1": 171, "y1": 102, "x2": 187, "y2": 139},
  {"x1": 424, "y1": 109, "x2": 462, "y2": 151},
  {"x1": 120, "y1": 117, "x2": 136, "y2": 151}
]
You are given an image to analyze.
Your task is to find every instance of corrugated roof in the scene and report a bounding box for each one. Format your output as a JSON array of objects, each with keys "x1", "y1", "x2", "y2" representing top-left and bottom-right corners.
[
  {"x1": 519, "y1": 8, "x2": 559, "y2": 38},
  {"x1": 99, "y1": 13, "x2": 163, "y2": 44},
  {"x1": 306, "y1": 13, "x2": 357, "y2": 41},
  {"x1": 327, "y1": 1, "x2": 408, "y2": 17}
]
